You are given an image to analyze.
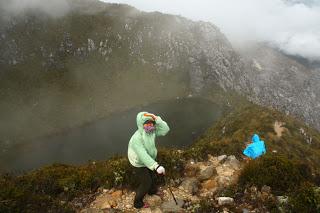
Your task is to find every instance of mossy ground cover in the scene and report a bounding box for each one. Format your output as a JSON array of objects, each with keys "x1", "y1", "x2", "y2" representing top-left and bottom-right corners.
[{"x1": 1, "y1": 104, "x2": 320, "y2": 212}]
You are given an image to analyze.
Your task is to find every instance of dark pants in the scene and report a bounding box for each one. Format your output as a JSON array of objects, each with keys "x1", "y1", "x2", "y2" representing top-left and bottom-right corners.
[{"x1": 133, "y1": 167, "x2": 158, "y2": 208}]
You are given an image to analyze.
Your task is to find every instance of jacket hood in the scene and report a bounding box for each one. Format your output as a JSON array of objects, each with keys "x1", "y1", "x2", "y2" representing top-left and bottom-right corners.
[
  {"x1": 252, "y1": 134, "x2": 260, "y2": 143},
  {"x1": 136, "y1": 112, "x2": 154, "y2": 132}
]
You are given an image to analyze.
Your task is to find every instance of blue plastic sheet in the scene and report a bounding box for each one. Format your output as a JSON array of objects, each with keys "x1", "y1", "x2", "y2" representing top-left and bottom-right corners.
[{"x1": 243, "y1": 134, "x2": 266, "y2": 159}]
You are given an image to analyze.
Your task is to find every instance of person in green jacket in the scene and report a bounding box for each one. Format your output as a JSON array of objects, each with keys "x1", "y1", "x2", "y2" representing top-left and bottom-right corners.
[{"x1": 128, "y1": 112, "x2": 170, "y2": 208}]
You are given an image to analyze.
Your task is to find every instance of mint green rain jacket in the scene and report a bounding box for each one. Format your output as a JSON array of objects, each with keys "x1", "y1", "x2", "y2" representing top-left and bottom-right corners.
[{"x1": 128, "y1": 112, "x2": 170, "y2": 170}]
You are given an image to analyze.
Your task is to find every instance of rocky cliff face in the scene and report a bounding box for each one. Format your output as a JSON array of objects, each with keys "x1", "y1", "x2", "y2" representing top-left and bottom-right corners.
[
  {"x1": 235, "y1": 45, "x2": 320, "y2": 131},
  {"x1": 0, "y1": 0, "x2": 319, "y2": 144}
]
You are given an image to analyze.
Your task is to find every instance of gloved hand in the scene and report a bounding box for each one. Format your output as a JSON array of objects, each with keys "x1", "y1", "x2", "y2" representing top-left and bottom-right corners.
[
  {"x1": 156, "y1": 165, "x2": 165, "y2": 175},
  {"x1": 144, "y1": 113, "x2": 157, "y2": 121}
]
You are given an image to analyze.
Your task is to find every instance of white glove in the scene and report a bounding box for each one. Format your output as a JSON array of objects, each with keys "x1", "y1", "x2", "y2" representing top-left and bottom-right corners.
[{"x1": 156, "y1": 165, "x2": 165, "y2": 175}]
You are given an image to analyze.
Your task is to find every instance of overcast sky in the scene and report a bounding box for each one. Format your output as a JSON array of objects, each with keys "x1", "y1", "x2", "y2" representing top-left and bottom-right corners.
[{"x1": 102, "y1": 0, "x2": 320, "y2": 61}]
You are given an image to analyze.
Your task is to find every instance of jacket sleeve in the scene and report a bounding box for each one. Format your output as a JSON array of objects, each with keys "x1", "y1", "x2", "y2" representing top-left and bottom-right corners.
[
  {"x1": 131, "y1": 140, "x2": 159, "y2": 170},
  {"x1": 155, "y1": 116, "x2": 170, "y2": 136}
]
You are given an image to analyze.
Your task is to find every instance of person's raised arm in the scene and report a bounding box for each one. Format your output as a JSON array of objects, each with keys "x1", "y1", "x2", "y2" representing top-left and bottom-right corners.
[{"x1": 154, "y1": 116, "x2": 170, "y2": 136}]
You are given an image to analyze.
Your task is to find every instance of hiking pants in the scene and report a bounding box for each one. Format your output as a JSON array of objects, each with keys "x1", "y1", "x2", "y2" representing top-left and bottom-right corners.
[{"x1": 133, "y1": 167, "x2": 157, "y2": 208}]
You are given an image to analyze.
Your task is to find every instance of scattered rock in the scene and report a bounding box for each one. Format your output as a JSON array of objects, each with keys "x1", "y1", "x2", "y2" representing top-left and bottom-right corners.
[
  {"x1": 216, "y1": 197, "x2": 234, "y2": 206},
  {"x1": 261, "y1": 185, "x2": 271, "y2": 194},
  {"x1": 201, "y1": 179, "x2": 217, "y2": 190},
  {"x1": 180, "y1": 178, "x2": 199, "y2": 194},
  {"x1": 225, "y1": 155, "x2": 240, "y2": 170},
  {"x1": 184, "y1": 163, "x2": 198, "y2": 177},
  {"x1": 208, "y1": 155, "x2": 220, "y2": 167},
  {"x1": 242, "y1": 208, "x2": 249, "y2": 213},
  {"x1": 80, "y1": 208, "x2": 104, "y2": 213},
  {"x1": 145, "y1": 195, "x2": 162, "y2": 207},
  {"x1": 161, "y1": 199, "x2": 184, "y2": 212},
  {"x1": 111, "y1": 190, "x2": 122, "y2": 200},
  {"x1": 218, "y1": 155, "x2": 227, "y2": 162},
  {"x1": 152, "y1": 207, "x2": 163, "y2": 213},
  {"x1": 83, "y1": 154, "x2": 248, "y2": 212},
  {"x1": 125, "y1": 204, "x2": 132, "y2": 209},
  {"x1": 140, "y1": 208, "x2": 152, "y2": 213},
  {"x1": 216, "y1": 176, "x2": 232, "y2": 187},
  {"x1": 93, "y1": 194, "x2": 117, "y2": 209},
  {"x1": 101, "y1": 200, "x2": 111, "y2": 209},
  {"x1": 276, "y1": 196, "x2": 288, "y2": 205},
  {"x1": 198, "y1": 165, "x2": 216, "y2": 181},
  {"x1": 216, "y1": 165, "x2": 234, "y2": 177}
]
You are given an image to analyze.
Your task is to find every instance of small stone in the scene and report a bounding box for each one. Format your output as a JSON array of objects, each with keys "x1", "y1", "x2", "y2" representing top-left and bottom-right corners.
[
  {"x1": 74, "y1": 202, "x2": 83, "y2": 208},
  {"x1": 145, "y1": 195, "x2": 162, "y2": 207},
  {"x1": 216, "y1": 197, "x2": 234, "y2": 206},
  {"x1": 125, "y1": 204, "x2": 132, "y2": 209},
  {"x1": 80, "y1": 208, "x2": 104, "y2": 213},
  {"x1": 152, "y1": 207, "x2": 163, "y2": 213},
  {"x1": 226, "y1": 155, "x2": 240, "y2": 170},
  {"x1": 102, "y1": 189, "x2": 108, "y2": 193},
  {"x1": 198, "y1": 166, "x2": 216, "y2": 181},
  {"x1": 161, "y1": 199, "x2": 184, "y2": 212},
  {"x1": 208, "y1": 155, "x2": 220, "y2": 167},
  {"x1": 216, "y1": 165, "x2": 234, "y2": 177},
  {"x1": 201, "y1": 179, "x2": 217, "y2": 190},
  {"x1": 184, "y1": 163, "x2": 199, "y2": 177},
  {"x1": 109, "y1": 199, "x2": 117, "y2": 208},
  {"x1": 242, "y1": 208, "x2": 249, "y2": 213},
  {"x1": 111, "y1": 190, "x2": 122, "y2": 200},
  {"x1": 277, "y1": 196, "x2": 288, "y2": 204},
  {"x1": 261, "y1": 185, "x2": 271, "y2": 194},
  {"x1": 140, "y1": 208, "x2": 152, "y2": 213},
  {"x1": 101, "y1": 200, "x2": 111, "y2": 209},
  {"x1": 216, "y1": 175, "x2": 231, "y2": 187},
  {"x1": 223, "y1": 207, "x2": 230, "y2": 213},
  {"x1": 249, "y1": 186, "x2": 258, "y2": 194},
  {"x1": 180, "y1": 178, "x2": 199, "y2": 195},
  {"x1": 218, "y1": 155, "x2": 227, "y2": 162}
]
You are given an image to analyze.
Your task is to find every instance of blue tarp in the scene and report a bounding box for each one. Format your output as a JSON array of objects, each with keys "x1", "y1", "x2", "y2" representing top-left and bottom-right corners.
[{"x1": 243, "y1": 134, "x2": 266, "y2": 159}]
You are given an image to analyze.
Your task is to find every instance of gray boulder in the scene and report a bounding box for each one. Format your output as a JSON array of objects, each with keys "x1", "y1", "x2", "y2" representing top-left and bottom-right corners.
[
  {"x1": 180, "y1": 177, "x2": 199, "y2": 194},
  {"x1": 198, "y1": 165, "x2": 216, "y2": 181}
]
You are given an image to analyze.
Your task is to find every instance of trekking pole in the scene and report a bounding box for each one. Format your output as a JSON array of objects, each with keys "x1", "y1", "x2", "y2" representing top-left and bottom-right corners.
[{"x1": 163, "y1": 175, "x2": 178, "y2": 205}]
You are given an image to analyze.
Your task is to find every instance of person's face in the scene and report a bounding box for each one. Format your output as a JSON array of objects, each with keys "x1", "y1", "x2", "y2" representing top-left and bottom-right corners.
[{"x1": 143, "y1": 122, "x2": 155, "y2": 133}]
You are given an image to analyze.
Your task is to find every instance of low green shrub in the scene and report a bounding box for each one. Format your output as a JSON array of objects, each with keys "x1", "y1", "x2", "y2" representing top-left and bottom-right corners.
[
  {"x1": 288, "y1": 182, "x2": 320, "y2": 213},
  {"x1": 238, "y1": 154, "x2": 312, "y2": 194}
]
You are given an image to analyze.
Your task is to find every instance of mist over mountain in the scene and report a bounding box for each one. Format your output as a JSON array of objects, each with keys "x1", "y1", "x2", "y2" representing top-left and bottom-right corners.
[
  {"x1": 0, "y1": 0, "x2": 320, "y2": 147},
  {"x1": 102, "y1": 0, "x2": 320, "y2": 62}
]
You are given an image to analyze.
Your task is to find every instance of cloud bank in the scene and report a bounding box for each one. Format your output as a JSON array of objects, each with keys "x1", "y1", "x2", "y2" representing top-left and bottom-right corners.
[
  {"x1": 102, "y1": 0, "x2": 320, "y2": 61},
  {"x1": 0, "y1": 0, "x2": 71, "y2": 17}
]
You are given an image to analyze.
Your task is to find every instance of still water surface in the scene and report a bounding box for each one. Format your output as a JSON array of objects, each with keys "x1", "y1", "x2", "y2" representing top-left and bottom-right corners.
[{"x1": 2, "y1": 98, "x2": 227, "y2": 172}]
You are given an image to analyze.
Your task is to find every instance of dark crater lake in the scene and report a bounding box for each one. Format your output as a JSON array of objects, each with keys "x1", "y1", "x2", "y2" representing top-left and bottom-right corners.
[{"x1": 1, "y1": 97, "x2": 228, "y2": 172}]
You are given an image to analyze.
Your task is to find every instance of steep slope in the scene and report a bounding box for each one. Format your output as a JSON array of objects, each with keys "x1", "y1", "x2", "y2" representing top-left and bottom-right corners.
[
  {"x1": 0, "y1": 0, "x2": 241, "y2": 144},
  {"x1": 1, "y1": 103, "x2": 319, "y2": 212},
  {"x1": 236, "y1": 44, "x2": 320, "y2": 131}
]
